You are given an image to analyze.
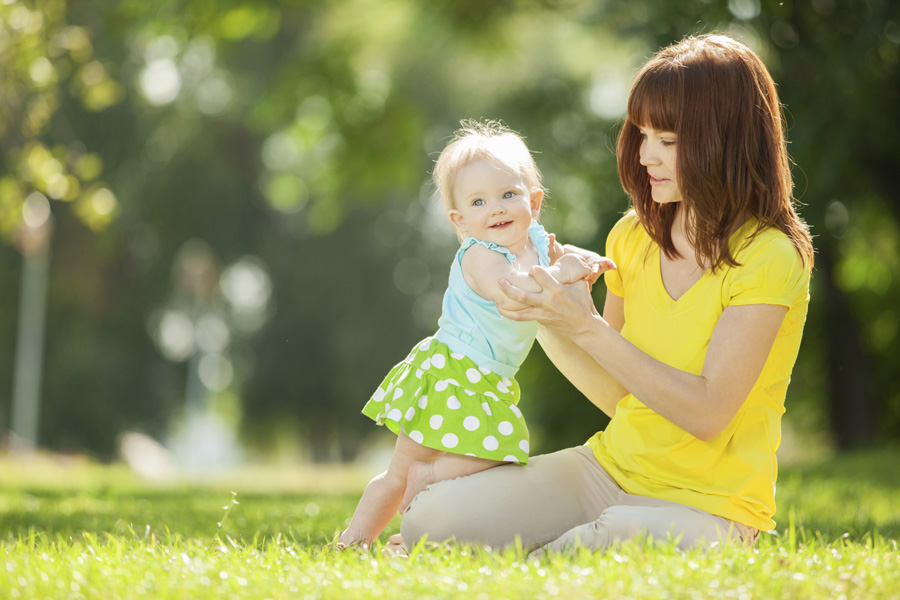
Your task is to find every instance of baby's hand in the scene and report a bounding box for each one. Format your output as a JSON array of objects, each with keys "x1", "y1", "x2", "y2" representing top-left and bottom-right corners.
[{"x1": 550, "y1": 253, "x2": 616, "y2": 288}]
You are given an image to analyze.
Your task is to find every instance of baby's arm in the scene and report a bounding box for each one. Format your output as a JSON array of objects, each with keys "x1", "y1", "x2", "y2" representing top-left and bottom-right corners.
[{"x1": 459, "y1": 244, "x2": 545, "y2": 311}]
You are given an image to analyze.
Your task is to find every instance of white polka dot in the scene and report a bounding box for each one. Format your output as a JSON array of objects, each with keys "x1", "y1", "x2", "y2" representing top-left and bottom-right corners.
[
  {"x1": 387, "y1": 409, "x2": 402, "y2": 421},
  {"x1": 405, "y1": 407, "x2": 416, "y2": 421},
  {"x1": 435, "y1": 380, "x2": 449, "y2": 392},
  {"x1": 484, "y1": 392, "x2": 499, "y2": 402},
  {"x1": 502, "y1": 377, "x2": 512, "y2": 387},
  {"x1": 419, "y1": 340, "x2": 431, "y2": 351},
  {"x1": 421, "y1": 358, "x2": 431, "y2": 370},
  {"x1": 372, "y1": 388, "x2": 386, "y2": 402},
  {"x1": 441, "y1": 433, "x2": 459, "y2": 448},
  {"x1": 496, "y1": 381, "x2": 509, "y2": 394},
  {"x1": 446, "y1": 378, "x2": 460, "y2": 387},
  {"x1": 451, "y1": 352, "x2": 465, "y2": 360},
  {"x1": 464, "y1": 389, "x2": 476, "y2": 396},
  {"x1": 430, "y1": 415, "x2": 443, "y2": 429},
  {"x1": 409, "y1": 430, "x2": 424, "y2": 444},
  {"x1": 463, "y1": 416, "x2": 480, "y2": 431},
  {"x1": 481, "y1": 402, "x2": 492, "y2": 416},
  {"x1": 418, "y1": 396, "x2": 429, "y2": 409},
  {"x1": 393, "y1": 388, "x2": 404, "y2": 400},
  {"x1": 446, "y1": 395, "x2": 461, "y2": 410},
  {"x1": 480, "y1": 367, "x2": 492, "y2": 375},
  {"x1": 503, "y1": 455, "x2": 518, "y2": 462},
  {"x1": 415, "y1": 369, "x2": 424, "y2": 379},
  {"x1": 483, "y1": 436, "x2": 499, "y2": 451},
  {"x1": 519, "y1": 440, "x2": 530, "y2": 453},
  {"x1": 466, "y1": 368, "x2": 482, "y2": 383},
  {"x1": 431, "y1": 354, "x2": 446, "y2": 369},
  {"x1": 510, "y1": 405, "x2": 522, "y2": 418},
  {"x1": 498, "y1": 421, "x2": 513, "y2": 435},
  {"x1": 465, "y1": 452, "x2": 476, "y2": 457}
]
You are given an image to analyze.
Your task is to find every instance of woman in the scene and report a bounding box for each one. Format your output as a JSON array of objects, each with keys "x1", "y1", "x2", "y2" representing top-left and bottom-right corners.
[{"x1": 396, "y1": 33, "x2": 814, "y2": 554}]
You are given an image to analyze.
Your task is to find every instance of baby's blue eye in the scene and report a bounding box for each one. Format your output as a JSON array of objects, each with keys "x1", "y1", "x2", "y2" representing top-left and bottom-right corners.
[
  {"x1": 473, "y1": 199, "x2": 484, "y2": 206},
  {"x1": 503, "y1": 191, "x2": 514, "y2": 199}
]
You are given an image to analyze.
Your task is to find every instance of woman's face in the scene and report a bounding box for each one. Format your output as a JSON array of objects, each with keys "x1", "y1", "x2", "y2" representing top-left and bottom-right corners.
[{"x1": 638, "y1": 126, "x2": 682, "y2": 205}]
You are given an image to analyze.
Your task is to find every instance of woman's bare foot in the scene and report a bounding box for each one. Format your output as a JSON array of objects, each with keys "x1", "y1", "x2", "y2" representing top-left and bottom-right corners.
[
  {"x1": 382, "y1": 533, "x2": 408, "y2": 558},
  {"x1": 400, "y1": 460, "x2": 434, "y2": 512}
]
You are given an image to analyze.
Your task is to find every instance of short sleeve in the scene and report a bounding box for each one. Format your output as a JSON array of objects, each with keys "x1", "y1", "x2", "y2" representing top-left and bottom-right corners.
[
  {"x1": 459, "y1": 236, "x2": 516, "y2": 264},
  {"x1": 728, "y1": 234, "x2": 810, "y2": 309},
  {"x1": 603, "y1": 212, "x2": 640, "y2": 299}
]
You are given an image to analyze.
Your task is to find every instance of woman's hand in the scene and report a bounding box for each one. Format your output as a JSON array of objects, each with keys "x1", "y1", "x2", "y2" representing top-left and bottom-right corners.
[{"x1": 495, "y1": 266, "x2": 601, "y2": 337}]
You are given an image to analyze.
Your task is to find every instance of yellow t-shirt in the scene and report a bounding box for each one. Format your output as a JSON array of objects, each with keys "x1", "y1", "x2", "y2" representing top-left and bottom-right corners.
[{"x1": 588, "y1": 211, "x2": 811, "y2": 531}]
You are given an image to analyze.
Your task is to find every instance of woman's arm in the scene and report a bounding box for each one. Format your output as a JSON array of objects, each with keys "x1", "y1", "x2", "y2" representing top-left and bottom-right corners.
[
  {"x1": 499, "y1": 268, "x2": 787, "y2": 441},
  {"x1": 535, "y1": 291, "x2": 627, "y2": 418}
]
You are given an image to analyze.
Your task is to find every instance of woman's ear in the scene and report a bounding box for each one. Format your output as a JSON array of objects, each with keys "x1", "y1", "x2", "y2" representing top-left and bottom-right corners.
[{"x1": 530, "y1": 189, "x2": 544, "y2": 216}]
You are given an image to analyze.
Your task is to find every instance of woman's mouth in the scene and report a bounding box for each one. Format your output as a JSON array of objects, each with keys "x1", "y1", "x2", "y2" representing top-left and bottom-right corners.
[{"x1": 649, "y1": 175, "x2": 669, "y2": 186}]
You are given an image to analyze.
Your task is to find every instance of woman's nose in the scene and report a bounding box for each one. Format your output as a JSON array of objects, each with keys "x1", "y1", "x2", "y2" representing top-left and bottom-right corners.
[{"x1": 639, "y1": 139, "x2": 659, "y2": 166}]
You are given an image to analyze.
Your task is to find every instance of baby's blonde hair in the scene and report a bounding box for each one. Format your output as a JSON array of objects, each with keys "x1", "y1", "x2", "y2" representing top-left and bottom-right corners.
[{"x1": 432, "y1": 119, "x2": 544, "y2": 221}]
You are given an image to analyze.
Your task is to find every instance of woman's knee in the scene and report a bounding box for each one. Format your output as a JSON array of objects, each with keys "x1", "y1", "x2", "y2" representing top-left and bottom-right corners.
[{"x1": 399, "y1": 483, "x2": 458, "y2": 547}]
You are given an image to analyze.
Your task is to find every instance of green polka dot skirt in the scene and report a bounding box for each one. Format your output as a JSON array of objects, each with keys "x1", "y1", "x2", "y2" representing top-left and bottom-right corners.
[{"x1": 362, "y1": 337, "x2": 530, "y2": 464}]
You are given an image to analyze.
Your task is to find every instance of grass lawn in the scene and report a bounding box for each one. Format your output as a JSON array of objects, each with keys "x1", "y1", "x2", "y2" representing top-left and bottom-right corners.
[{"x1": 1, "y1": 448, "x2": 898, "y2": 599}]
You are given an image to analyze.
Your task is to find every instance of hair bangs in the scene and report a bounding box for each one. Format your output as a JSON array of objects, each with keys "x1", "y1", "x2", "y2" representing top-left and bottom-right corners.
[{"x1": 627, "y1": 64, "x2": 683, "y2": 133}]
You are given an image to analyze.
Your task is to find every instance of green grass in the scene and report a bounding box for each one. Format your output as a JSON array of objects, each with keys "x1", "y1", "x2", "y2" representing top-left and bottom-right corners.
[{"x1": 2, "y1": 450, "x2": 899, "y2": 599}]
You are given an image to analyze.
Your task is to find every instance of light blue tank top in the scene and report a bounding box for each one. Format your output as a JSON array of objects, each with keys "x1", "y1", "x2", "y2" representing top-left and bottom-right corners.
[{"x1": 434, "y1": 220, "x2": 551, "y2": 379}]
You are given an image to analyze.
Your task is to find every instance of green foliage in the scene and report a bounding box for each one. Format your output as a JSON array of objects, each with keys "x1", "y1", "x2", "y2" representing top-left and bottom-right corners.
[{"x1": 1, "y1": 451, "x2": 899, "y2": 599}]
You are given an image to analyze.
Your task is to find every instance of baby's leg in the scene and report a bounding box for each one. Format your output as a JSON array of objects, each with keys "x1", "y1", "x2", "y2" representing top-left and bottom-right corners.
[
  {"x1": 401, "y1": 453, "x2": 505, "y2": 512},
  {"x1": 337, "y1": 432, "x2": 444, "y2": 549}
]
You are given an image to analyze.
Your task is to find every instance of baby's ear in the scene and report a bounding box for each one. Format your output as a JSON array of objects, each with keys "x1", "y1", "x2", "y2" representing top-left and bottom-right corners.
[
  {"x1": 530, "y1": 189, "x2": 544, "y2": 215},
  {"x1": 448, "y1": 209, "x2": 466, "y2": 231}
]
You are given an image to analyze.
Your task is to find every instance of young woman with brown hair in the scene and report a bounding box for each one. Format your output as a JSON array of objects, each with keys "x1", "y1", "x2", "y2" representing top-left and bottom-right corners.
[{"x1": 394, "y1": 33, "x2": 814, "y2": 555}]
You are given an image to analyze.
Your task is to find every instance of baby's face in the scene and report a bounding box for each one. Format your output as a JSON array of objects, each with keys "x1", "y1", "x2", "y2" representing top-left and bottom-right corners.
[{"x1": 447, "y1": 159, "x2": 541, "y2": 248}]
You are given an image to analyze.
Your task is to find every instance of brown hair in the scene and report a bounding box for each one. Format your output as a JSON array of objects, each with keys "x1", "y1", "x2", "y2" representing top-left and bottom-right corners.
[
  {"x1": 617, "y1": 34, "x2": 814, "y2": 271},
  {"x1": 433, "y1": 119, "x2": 543, "y2": 238}
]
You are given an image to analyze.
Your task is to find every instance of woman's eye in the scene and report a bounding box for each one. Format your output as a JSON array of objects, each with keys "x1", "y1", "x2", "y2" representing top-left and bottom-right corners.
[{"x1": 661, "y1": 140, "x2": 676, "y2": 147}]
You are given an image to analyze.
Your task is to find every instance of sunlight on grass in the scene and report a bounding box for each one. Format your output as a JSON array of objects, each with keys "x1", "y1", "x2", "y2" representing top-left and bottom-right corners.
[{"x1": 1, "y1": 449, "x2": 898, "y2": 599}]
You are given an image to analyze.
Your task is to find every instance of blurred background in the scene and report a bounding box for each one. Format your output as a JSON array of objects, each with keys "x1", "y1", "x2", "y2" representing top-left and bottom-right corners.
[{"x1": 0, "y1": 0, "x2": 897, "y2": 474}]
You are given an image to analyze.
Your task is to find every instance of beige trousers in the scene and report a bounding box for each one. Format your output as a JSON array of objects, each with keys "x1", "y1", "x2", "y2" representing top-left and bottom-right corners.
[{"x1": 400, "y1": 446, "x2": 758, "y2": 553}]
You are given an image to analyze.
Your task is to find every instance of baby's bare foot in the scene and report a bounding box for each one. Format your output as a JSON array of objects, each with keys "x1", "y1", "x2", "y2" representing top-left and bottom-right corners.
[
  {"x1": 335, "y1": 528, "x2": 369, "y2": 550},
  {"x1": 400, "y1": 461, "x2": 434, "y2": 512}
]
